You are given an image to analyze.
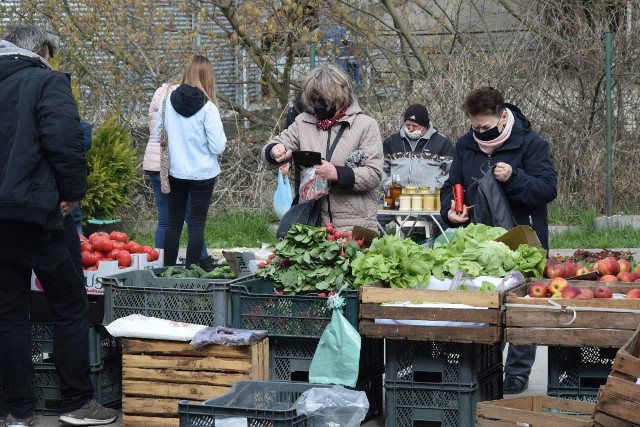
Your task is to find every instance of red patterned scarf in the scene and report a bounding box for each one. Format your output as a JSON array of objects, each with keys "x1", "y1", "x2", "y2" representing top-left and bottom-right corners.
[{"x1": 315, "y1": 106, "x2": 348, "y2": 130}]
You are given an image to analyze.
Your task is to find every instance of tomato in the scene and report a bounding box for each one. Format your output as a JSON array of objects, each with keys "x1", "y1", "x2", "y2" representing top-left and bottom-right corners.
[
  {"x1": 93, "y1": 237, "x2": 114, "y2": 254},
  {"x1": 81, "y1": 250, "x2": 97, "y2": 268},
  {"x1": 117, "y1": 250, "x2": 132, "y2": 267},
  {"x1": 88, "y1": 232, "x2": 109, "y2": 244},
  {"x1": 108, "y1": 249, "x2": 121, "y2": 260},
  {"x1": 85, "y1": 266, "x2": 98, "y2": 271},
  {"x1": 80, "y1": 241, "x2": 93, "y2": 252},
  {"x1": 126, "y1": 241, "x2": 144, "y2": 254},
  {"x1": 109, "y1": 231, "x2": 128, "y2": 243},
  {"x1": 148, "y1": 249, "x2": 160, "y2": 262},
  {"x1": 113, "y1": 241, "x2": 127, "y2": 250}
]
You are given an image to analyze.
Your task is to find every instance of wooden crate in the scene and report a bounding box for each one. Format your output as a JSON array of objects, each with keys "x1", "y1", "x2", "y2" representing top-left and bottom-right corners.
[
  {"x1": 359, "y1": 283, "x2": 526, "y2": 344},
  {"x1": 505, "y1": 278, "x2": 640, "y2": 347},
  {"x1": 593, "y1": 324, "x2": 640, "y2": 427},
  {"x1": 121, "y1": 337, "x2": 269, "y2": 427},
  {"x1": 476, "y1": 395, "x2": 595, "y2": 426}
]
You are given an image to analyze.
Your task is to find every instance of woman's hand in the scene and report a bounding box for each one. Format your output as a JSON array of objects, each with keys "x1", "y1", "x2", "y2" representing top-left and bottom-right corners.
[
  {"x1": 494, "y1": 162, "x2": 513, "y2": 182},
  {"x1": 314, "y1": 160, "x2": 338, "y2": 181},
  {"x1": 60, "y1": 200, "x2": 79, "y2": 217},
  {"x1": 270, "y1": 143, "x2": 292, "y2": 163},
  {"x1": 447, "y1": 199, "x2": 470, "y2": 224}
]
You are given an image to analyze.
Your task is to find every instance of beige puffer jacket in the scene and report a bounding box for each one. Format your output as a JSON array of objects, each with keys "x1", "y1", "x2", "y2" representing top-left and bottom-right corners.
[
  {"x1": 143, "y1": 83, "x2": 177, "y2": 172},
  {"x1": 262, "y1": 100, "x2": 383, "y2": 232}
]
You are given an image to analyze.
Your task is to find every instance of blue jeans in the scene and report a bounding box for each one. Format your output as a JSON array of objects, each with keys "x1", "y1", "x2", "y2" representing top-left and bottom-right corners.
[
  {"x1": 164, "y1": 176, "x2": 216, "y2": 268},
  {"x1": 146, "y1": 171, "x2": 208, "y2": 261},
  {"x1": 0, "y1": 216, "x2": 94, "y2": 417}
]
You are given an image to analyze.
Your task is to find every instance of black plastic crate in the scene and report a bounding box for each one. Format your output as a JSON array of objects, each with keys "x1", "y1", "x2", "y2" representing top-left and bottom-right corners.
[
  {"x1": 33, "y1": 358, "x2": 122, "y2": 415},
  {"x1": 101, "y1": 269, "x2": 242, "y2": 326},
  {"x1": 385, "y1": 339, "x2": 502, "y2": 388},
  {"x1": 231, "y1": 279, "x2": 359, "y2": 338},
  {"x1": 178, "y1": 381, "x2": 333, "y2": 427},
  {"x1": 384, "y1": 366, "x2": 503, "y2": 427},
  {"x1": 547, "y1": 345, "x2": 616, "y2": 397},
  {"x1": 269, "y1": 336, "x2": 383, "y2": 382},
  {"x1": 31, "y1": 322, "x2": 121, "y2": 368}
]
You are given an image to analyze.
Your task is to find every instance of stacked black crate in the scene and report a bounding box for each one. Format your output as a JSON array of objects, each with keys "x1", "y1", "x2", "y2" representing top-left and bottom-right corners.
[{"x1": 384, "y1": 339, "x2": 504, "y2": 427}]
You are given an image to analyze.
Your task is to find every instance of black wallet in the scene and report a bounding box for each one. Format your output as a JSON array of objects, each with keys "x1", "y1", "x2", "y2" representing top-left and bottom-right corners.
[{"x1": 292, "y1": 151, "x2": 322, "y2": 167}]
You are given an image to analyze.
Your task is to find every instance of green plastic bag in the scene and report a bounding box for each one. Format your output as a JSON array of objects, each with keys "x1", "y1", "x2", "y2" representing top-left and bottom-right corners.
[{"x1": 309, "y1": 293, "x2": 361, "y2": 387}]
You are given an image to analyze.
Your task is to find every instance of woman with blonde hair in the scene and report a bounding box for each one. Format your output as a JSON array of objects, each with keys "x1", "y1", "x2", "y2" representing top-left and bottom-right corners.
[
  {"x1": 263, "y1": 63, "x2": 383, "y2": 232},
  {"x1": 156, "y1": 55, "x2": 227, "y2": 268}
]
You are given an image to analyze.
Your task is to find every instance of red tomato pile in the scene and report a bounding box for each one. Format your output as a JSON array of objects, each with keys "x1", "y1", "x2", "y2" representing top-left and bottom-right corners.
[{"x1": 79, "y1": 231, "x2": 159, "y2": 270}]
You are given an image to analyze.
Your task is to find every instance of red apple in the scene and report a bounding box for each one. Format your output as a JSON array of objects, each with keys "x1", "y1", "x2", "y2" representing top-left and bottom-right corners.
[
  {"x1": 626, "y1": 289, "x2": 640, "y2": 299},
  {"x1": 575, "y1": 265, "x2": 591, "y2": 276},
  {"x1": 598, "y1": 257, "x2": 620, "y2": 277},
  {"x1": 547, "y1": 277, "x2": 569, "y2": 294},
  {"x1": 578, "y1": 288, "x2": 595, "y2": 298},
  {"x1": 562, "y1": 262, "x2": 577, "y2": 278},
  {"x1": 544, "y1": 262, "x2": 566, "y2": 279},
  {"x1": 618, "y1": 258, "x2": 632, "y2": 273},
  {"x1": 635, "y1": 278, "x2": 640, "y2": 283},
  {"x1": 617, "y1": 271, "x2": 636, "y2": 283},
  {"x1": 634, "y1": 263, "x2": 640, "y2": 276},
  {"x1": 576, "y1": 294, "x2": 591, "y2": 299},
  {"x1": 528, "y1": 283, "x2": 548, "y2": 298},
  {"x1": 594, "y1": 285, "x2": 613, "y2": 298},
  {"x1": 560, "y1": 286, "x2": 581, "y2": 299},
  {"x1": 599, "y1": 274, "x2": 618, "y2": 283}
]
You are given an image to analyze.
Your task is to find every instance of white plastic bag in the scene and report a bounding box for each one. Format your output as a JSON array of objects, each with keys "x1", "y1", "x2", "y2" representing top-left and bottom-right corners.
[
  {"x1": 105, "y1": 314, "x2": 208, "y2": 341},
  {"x1": 294, "y1": 386, "x2": 369, "y2": 427},
  {"x1": 299, "y1": 166, "x2": 329, "y2": 202},
  {"x1": 273, "y1": 169, "x2": 293, "y2": 220}
]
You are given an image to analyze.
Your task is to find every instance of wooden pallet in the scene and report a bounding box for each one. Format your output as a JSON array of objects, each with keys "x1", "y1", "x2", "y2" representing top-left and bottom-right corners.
[
  {"x1": 121, "y1": 337, "x2": 269, "y2": 427},
  {"x1": 359, "y1": 283, "x2": 525, "y2": 344},
  {"x1": 504, "y1": 278, "x2": 640, "y2": 347},
  {"x1": 593, "y1": 324, "x2": 640, "y2": 426},
  {"x1": 476, "y1": 395, "x2": 595, "y2": 426}
]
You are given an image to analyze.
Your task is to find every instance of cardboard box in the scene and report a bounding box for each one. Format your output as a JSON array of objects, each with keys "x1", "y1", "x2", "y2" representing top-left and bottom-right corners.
[
  {"x1": 31, "y1": 260, "x2": 135, "y2": 295},
  {"x1": 495, "y1": 225, "x2": 541, "y2": 250},
  {"x1": 130, "y1": 248, "x2": 164, "y2": 270}
]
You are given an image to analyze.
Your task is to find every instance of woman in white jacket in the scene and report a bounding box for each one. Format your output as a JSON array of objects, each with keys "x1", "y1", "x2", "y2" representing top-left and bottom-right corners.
[
  {"x1": 144, "y1": 80, "x2": 214, "y2": 269},
  {"x1": 155, "y1": 55, "x2": 227, "y2": 269}
]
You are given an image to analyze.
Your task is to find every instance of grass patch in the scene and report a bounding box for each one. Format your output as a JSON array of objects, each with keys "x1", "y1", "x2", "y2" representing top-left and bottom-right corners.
[
  {"x1": 548, "y1": 203, "x2": 597, "y2": 226},
  {"x1": 550, "y1": 226, "x2": 640, "y2": 249},
  {"x1": 129, "y1": 211, "x2": 278, "y2": 249}
]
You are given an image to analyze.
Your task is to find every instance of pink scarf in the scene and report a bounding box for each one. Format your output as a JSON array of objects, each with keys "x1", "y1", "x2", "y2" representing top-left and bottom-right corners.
[
  {"x1": 474, "y1": 108, "x2": 514, "y2": 155},
  {"x1": 315, "y1": 106, "x2": 348, "y2": 131}
]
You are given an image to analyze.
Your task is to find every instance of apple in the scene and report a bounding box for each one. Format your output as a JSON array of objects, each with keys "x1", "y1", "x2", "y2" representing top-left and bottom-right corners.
[
  {"x1": 551, "y1": 292, "x2": 563, "y2": 299},
  {"x1": 626, "y1": 289, "x2": 640, "y2": 299},
  {"x1": 547, "y1": 277, "x2": 569, "y2": 295},
  {"x1": 592, "y1": 261, "x2": 600, "y2": 272},
  {"x1": 634, "y1": 263, "x2": 640, "y2": 276},
  {"x1": 544, "y1": 262, "x2": 566, "y2": 279},
  {"x1": 618, "y1": 258, "x2": 632, "y2": 273},
  {"x1": 562, "y1": 262, "x2": 577, "y2": 278},
  {"x1": 594, "y1": 285, "x2": 613, "y2": 298},
  {"x1": 561, "y1": 286, "x2": 581, "y2": 299},
  {"x1": 578, "y1": 288, "x2": 595, "y2": 298},
  {"x1": 576, "y1": 294, "x2": 591, "y2": 299},
  {"x1": 599, "y1": 274, "x2": 618, "y2": 283},
  {"x1": 597, "y1": 257, "x2": 620, "y2": 277},
  {"x1": 575, "y1": 265, "x2": 591, "y2": 276},
  {"x1": 617, "y1": 271, "x2": 636, "y2": 283},
  {"x1": 528, "y1": 283, "x2": 548, "y2": 298},
  {"x1": 635, "y1": 278, "x2": 640, "y2": 283}
]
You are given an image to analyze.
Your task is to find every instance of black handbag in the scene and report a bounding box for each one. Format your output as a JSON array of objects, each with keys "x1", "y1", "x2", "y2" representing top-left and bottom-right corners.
[
  {"x1": 276, "y1": 124, "x2": 348, "y2": 239},
  {"x1": 465, "y1": 167, "x2": 517, "y2": 229}
]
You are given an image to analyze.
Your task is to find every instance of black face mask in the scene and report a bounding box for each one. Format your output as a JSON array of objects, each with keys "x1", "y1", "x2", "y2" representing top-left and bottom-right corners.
[
  {"x1": 313, "y1": 98, "x2": 337, "y2": 120},
  {"x1": 473, "y1": 124, "x2": 501, "y2": 141}
]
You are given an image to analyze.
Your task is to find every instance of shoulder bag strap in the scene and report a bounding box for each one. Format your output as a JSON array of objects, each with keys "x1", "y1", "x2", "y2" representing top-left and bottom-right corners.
[
  {"x1": 159, "y1": 95, "x2": 171, "y2": 194},
  {"x1": 324, "y1": 122, "x2": 349, "y2": 224}
]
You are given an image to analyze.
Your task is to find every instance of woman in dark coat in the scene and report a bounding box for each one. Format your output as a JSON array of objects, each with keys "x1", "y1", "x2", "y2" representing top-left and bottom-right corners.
[{"x1": 439, "y1": 87, "x2": 557, "y2": 394}]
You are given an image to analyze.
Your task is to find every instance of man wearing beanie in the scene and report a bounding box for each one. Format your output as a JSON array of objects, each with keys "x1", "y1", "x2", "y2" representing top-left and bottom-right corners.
[{"x1": 381, "y1": 103, "x2": 454, "y2": 190}]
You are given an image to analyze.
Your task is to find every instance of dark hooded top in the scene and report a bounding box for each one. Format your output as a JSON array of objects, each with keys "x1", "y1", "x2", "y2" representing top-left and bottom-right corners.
[{"x1": 0, "y1": 41, "x2": 87, "y2": 229}]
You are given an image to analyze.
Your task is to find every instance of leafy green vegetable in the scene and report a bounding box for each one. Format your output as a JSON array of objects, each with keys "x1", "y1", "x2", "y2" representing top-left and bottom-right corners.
[{"x1": 351, "y1": 234, "x2": 435, "y2": 288}]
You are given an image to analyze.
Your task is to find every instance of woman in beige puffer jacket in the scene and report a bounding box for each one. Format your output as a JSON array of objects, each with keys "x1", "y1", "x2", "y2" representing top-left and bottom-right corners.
[{"x1": 263, "y1": 64, "x2": 383, "y2": 232}]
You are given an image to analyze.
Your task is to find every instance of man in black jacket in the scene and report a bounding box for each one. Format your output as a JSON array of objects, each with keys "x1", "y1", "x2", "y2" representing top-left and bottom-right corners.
[{"x1": 0, "y1": 24, "x2": 117, "y2": 426}]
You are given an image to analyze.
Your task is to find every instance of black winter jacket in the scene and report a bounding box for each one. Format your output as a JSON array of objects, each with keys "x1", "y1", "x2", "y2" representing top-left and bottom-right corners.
[
  {"x1": 440, "y1": 104, "x2": 557, "y2": 250},
  {"x1": 0, "y1": 41, "x2": 87, "y2": 230}
]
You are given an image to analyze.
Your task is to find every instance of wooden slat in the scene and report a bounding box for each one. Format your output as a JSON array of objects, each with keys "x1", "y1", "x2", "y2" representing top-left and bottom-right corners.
[
  {"x1": 476, "y1": 399, "x2": 594, "y2": 427},
  {"x1": 505, "y1": 295, "x2": 640, "y2": 309},
  {"x1": 122, "y1": 367, "x2": 249, "y2": 386},
  {"x1": 359, "y1": 322, "x2": 500, "y2": 344},
  {"x1": 122, "y1": 413, "x2": 178, "y2": 427},
  {"x1": 610, "y1": 349, "x2": 640, "y2": 380},
  {"x1": 122, "y1": 396, "x2": 181, "y2": 416},
  {"x1": 123, "y1": 380, "x2": 229, "y2": 400},
  {"x1": 592, "y1": 410, "x2": 635, "y2": 427},
  {"x1": 594, "y1": 388, "x2": 640, "y2": 425},
  {"x1": 122, "y1": 338, "x2": 256, "y2": 358},
  {"x1": 600, "y1": 376, "x2": 640, "y2": 405},
  {"x1": 506, "y1": 309, "x2": 640, "y2": 329},
  {"x1": 250, "y1": 338, "x2": 268, "y2": 380},
  {"x1": 505, "y1": 327, "x2": 632, "y2": 347},
  {"x1": 360, "y1": 286, "x2": 500, "y2": 307},
  {"x1": 123, "y1": 354, "x2": 252, "y2": 372},
  {"x1": 359, "y1": 304, "x2": 500, "y2": 323}
]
